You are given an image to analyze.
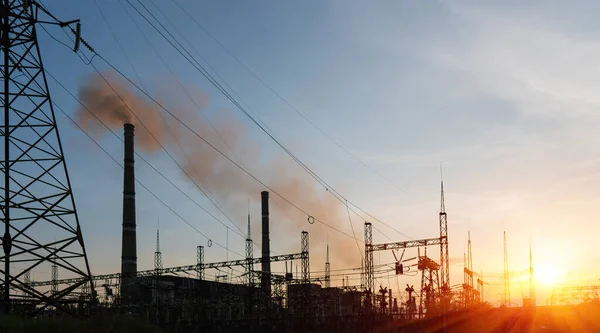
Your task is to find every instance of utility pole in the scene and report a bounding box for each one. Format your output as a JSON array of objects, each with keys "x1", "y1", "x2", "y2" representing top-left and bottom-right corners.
[{"x1": 0, "y1": 0, "x2": 92, "y2": 315}]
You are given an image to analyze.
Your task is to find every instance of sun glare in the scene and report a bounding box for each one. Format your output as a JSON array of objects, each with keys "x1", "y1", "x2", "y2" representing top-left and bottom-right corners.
[{"x1": 535, "y1": 263, "x2": 561, "y2": 286}]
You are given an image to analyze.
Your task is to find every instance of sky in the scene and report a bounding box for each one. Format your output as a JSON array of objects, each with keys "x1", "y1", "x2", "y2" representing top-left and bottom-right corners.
[{"x1": 28, "y1": 0, "x2": 600, "y2": 305}]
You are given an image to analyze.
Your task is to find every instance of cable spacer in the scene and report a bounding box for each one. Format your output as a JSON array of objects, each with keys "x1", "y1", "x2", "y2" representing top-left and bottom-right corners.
[
  {"x1": 207, "y1": 239, "x2": 212, "y2": 247},
  {"x1": 307, "y1": 216, "x2": 315, "y2": 224}
]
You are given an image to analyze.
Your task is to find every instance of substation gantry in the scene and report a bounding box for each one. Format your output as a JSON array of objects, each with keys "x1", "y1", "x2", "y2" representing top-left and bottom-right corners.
[
  {"x1": 363, "y1": 225, "x2": 444, "y2": 316},
  {"x1": 362, "y1": 181, "x2": 450, "y2": 316},
  {"x1": 550, "y1": 285, "x2": 600, "y2": 305},
  {"x1": 31, "y1": 252, "x2": 306, "y2": 288}
]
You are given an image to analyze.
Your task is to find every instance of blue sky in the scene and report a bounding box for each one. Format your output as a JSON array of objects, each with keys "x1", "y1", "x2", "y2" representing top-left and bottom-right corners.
[{"x1": 33, "y1": 0, "x2": 600, "y2": 305}]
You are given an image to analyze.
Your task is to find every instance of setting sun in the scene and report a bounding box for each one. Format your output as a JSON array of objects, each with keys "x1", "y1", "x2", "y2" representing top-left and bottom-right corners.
[{"x1": 535, "y1": 264, "x2": 561, "y2": 286}]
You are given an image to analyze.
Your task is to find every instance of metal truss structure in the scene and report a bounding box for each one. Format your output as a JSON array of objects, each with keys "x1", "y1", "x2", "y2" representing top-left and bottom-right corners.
[
  {"x1": 245, "y1": 214, "x2": 253, "y2": 287},
  {"x1": 363, "y1": 183, "x2": 452, "y2": 318},
  {"x1": 439, "y1": 181, "x2": 450, "y2": 293},
  {"x1": 301, "y1": 231, "x2": 309, "y2": 283},
  {"x1": 418, "y1": 255, "x2": 440, "y2": 317},
  {"x1": 154, "y1": 230, "x2": 162, "y2": 274},
  {"x1": 196, "y1": 245, "x2": 204, "y2": 280},
  {"x1": 0, "y1": 0, "x2": 92, "y2": 315},
  {"x1": 550, "y1": 285, "x2": 600, "y2": 305},
  {"x1": 30, "y1": 253, "x2": 306, "y2": 287},
  {"x1": 462, "y1": 267, "x2": 478, "y2": 307},
  {"x1": 324, "y1": 244, "x2": 330, "y2": 288},
  {"x1": 364, "y1": 223, "x2": 374, "y2": 293},
  {"x1": 364, "y1": 224, "x2": 441, "y2": 294},
  {"x1": 363, "y1": 181, "x2": 450, "y2": 300}
]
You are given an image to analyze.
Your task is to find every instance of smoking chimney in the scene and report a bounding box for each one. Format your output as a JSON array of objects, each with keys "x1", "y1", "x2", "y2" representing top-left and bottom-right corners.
[
  {"x1": 121, "y1": 123, "x2": 137, "y2": 303},
  {"x1": 261, "y1": 191, "x2": 271, "y2": 296}
]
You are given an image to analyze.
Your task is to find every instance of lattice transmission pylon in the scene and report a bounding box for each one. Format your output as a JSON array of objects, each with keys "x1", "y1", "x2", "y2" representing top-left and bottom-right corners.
[{"x1": 0, "y1": 1, "x2": 92, "y2": 315}]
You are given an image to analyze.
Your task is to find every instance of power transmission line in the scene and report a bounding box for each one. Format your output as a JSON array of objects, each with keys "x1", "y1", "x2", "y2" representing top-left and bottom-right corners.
[
  {"x1": 122, "y1": 0, "x2": 413, "y2": 241},
  {"x1": 166, "y1": 0, "x2": 410, "y2": 196},
  {"x1": 51, "y1": 98, "x2": 242, "y2": 257},
  {"x1": 91, "y1": 0, "x2": 248, "y2": 240}
]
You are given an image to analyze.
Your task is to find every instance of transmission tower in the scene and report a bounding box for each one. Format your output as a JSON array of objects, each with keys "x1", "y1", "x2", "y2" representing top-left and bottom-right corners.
[
  {"x1": 364, "y1": 222, "x2": 374, "y2": 293},
  {"x1": 0, "y1": 0, "x2": 92, "y2": 314},
  {"x1": 301, "y1": 231, "x2": 309, "y2": 283},
  {"x1": 439, "y1": 179, "x2": 450, "y2": 292},
  {"x1": 245, "y1": 213, "x2": 253, "y2": 286},
  {"x1": 324, "y1": 243, "x2": 330, "y2": 288},
  {"x1": 154, "y1": 227, "x2": 162, "y2": 273},
  {"x1": 197, "y1": 245, "x2": 204, "y2": 280}
]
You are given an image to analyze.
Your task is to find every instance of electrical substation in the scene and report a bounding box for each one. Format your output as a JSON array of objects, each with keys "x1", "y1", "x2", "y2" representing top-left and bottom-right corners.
[{"x1": 2, "y1": 1, "x2": 600, "y2": 333}]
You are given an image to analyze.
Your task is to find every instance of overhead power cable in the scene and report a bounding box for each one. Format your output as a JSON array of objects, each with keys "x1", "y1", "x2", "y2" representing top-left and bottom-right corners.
[
  {"x1": 122, "y1": 0, "x2": 413, "y2": 241},
  {"x1": 44, "y1": 3, "x2": 391, "y2": 246},
  {"x1": 115, "y1": 0, "x2": 301, "y2": 253},
  {"x1": 90, "y1": 0, "x2": 248, "y2": 240},
  {"x1": 166, "y1": 0, "x2": 410, "y2": 196},
  {"x1": 44, "y1": 21, "x2": 360, "y2": 243},
  {"x1": 90, "y1": 56, "x2": 359, "y2": 241},
  {"x1": 50, "y1": 99, "x2": 242, "y2": 257},
  {"x1": 45, "y1": 68, "x2": 248, "y2": 245}
]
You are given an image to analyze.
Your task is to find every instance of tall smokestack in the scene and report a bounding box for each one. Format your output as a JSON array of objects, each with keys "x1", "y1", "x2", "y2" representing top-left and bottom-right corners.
[
  {"x1": 121, "y1": 123, "x2": 137, "y2": 303},
  {"x1": 261, "y1": 191, "x2": 271, "y2": 296}
]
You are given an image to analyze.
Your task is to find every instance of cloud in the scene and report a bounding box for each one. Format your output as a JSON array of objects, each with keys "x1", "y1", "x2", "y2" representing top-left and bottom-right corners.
[{"x1": 436, "y1": 3, "x2": 600, "y2": 119}]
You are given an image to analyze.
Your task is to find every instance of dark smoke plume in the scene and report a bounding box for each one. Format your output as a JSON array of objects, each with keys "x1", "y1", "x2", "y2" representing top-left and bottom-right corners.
[{"x1": 75, "y1": 70, "x2": 361, "y2": 268}]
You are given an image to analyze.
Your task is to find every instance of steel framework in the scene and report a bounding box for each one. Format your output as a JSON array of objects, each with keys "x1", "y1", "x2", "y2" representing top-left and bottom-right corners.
[
  {"x1": 301, "y1": 231, "x2": 309, "y2": 283},
  {"x1": 550, "y1": 285, "x2": 600, "y2": 305},
  {"x1": 154, "y1": 229, "x2": 162, "y2": 274},
  {"x1": 30, "y1": 252, "x2": 306, "y2": 287},
  {"x1": 324, "y1": 244, "x2": 330, "y2": 288},
  {"x1": 245, "y1": 214, "x2": 253, "y2": 286},
  {"x1": 418, "y1": 254, "x2": 440, "y2": 317},
  {"x1": 364, "y1": 222, "x2": 374, "y2": 293},
  {"x1": 439, "y1": 181, "x2": 449, "y2": 292},
  {"x1": 363, "y1": 181, "x2": 451, "y2": 301},
  {"x1": 197, "y1": 245, "x2": 204, "y2": 280},
  {"x1": 0, "y1": 0, "x2": 92, "y2": 315}
]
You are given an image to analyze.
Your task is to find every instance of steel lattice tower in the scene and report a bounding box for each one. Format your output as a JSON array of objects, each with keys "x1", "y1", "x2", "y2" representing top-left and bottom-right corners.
[
  {"x1": 300, "y1": 231, "x2": 309, "y2": 283},
  {"x1": 154, "y1": 228, "x2": 162, "y2": 273},
  {"x1": 439, "y1": 180, "x2": 450, "y2": 292},
  {"x1": 0, "y1": 0, "x2": 92, "y2": 314},
  {"x1": 197, "y1": 245, "x2": 204, "y2": 280},
  {"x1": 245, "y1": 213, "x2": 253, "y2": 286},
  {"x1": 152, "y1": 227, "x2": 161, "y2": 305},
  {"x1": 364, "y1": 222, "x2": 373, "y2": 293},
  {"x1": 324, "y1": 244, "x2": 330, "y2": 288}
]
